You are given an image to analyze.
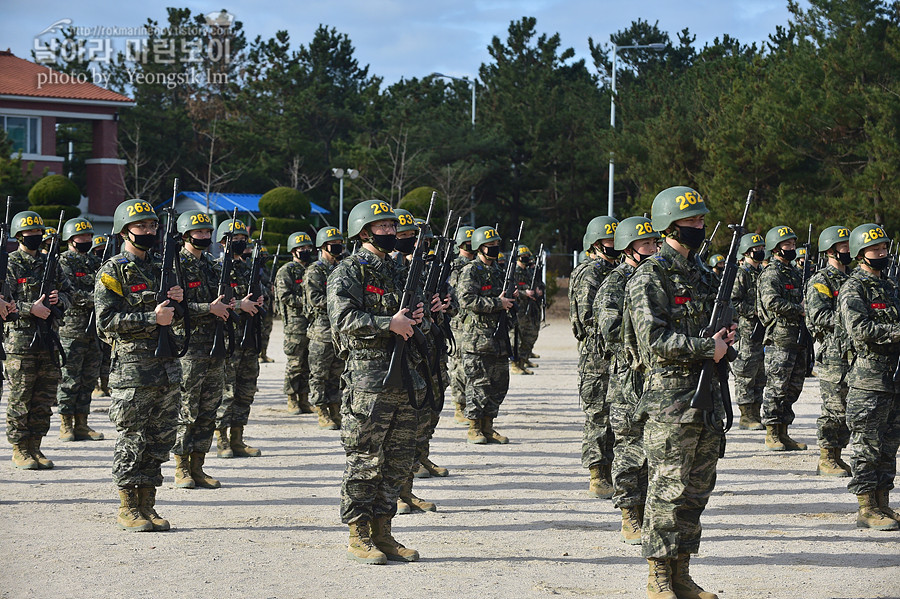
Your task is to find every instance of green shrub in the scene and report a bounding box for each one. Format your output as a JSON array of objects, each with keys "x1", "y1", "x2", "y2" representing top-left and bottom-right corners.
[
  {"x1": 28, "y1": 175, "x2": 81, "y2": 206},
  {"x1": 259, "y1": 187, "x2": 310, "y2": 219},
  {"x1": 398, "y1": 186, "x2": 447, "y2": 229}
]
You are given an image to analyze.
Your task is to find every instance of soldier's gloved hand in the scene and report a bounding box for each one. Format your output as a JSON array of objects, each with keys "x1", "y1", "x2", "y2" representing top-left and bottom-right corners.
[
  {"x1": 48, "y1": 289, "x2": 59, "y2": 305},
  {"x1": 167, "y1": 285, "x2": 184, "y2": 304},
  {"x1": 712, "y1": 327, "x2": 735, "y2": 363},
  {"x1": 240, "y1": 293, "x2": 258, "y2": 315},
  {"x1": 499, "y1": 293, "x2": 515, "y2": 311},
  {"x1": 390, "y1": 308, "x2": 417, "y2": 340},
  {"x1": 156, "y1": 299, "x2": 176, "y2": 326},
  {"x1": 30, "y1": 294, "x2": 51, "y2": 320},
  {"x1": 210, "y1": 294, "x2": 230, "y2": 320}
]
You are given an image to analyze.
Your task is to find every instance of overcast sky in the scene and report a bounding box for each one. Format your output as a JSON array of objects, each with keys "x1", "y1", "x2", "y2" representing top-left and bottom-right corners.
[{"x1": 3, "y1": 1, "x2": 808, "y2": 84}]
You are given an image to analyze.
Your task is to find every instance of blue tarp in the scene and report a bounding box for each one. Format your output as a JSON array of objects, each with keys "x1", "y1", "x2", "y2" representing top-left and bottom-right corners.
[{"x1": 160, "y1": 191, "x2": 330, "y2": 215}]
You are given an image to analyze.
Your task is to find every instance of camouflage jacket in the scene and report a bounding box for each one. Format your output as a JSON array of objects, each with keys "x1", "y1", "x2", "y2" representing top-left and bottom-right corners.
[
  {"x1": 276, "y1": 261, "x2": 308, "y2": 337},
  {"x1": 805, "y1": 264, "x2": 851, "y2": 365},
  {"x1": 593, "y1": 261, "x2": 636, "y2": 359},
  {"x1": 757, "y1": 259, "x2": 804, "y2": 348},
  {"x1": 57, "y1": 249, "x2": 98, "y2": 339},
  {"x1": 838, "y1": 267, "x2": 900, "y2": 393},
  {"x1": 447, "y1": 254, "x2": 470, "y2": 332},
  {"x1": 176, "y1": 248, "x2": 223, "y2": 348},
  {"x1": 95, "y1": 250, "x2": 181, "y2": 387},
  {"x1": 568, "y1": 259, "x2": 590, "y2": 338},
  {"x1": 623, "y1": 242, "x2": 722, "y2": 423},
  {"x1": 570, "y1": 257, "x2": 617, "y2": 345},
  {"x1": 731, "y1": 262, "x2": 761, "y2": 337},
  {"x1": 304, "y1": 258, "x2": 337, "y2": 343},
  {"x1": 456, "y1": 257, "x2": 507, "y2": 355},
  {"x1": 4, "y1": 248, "x2": 73, "y2": 353}
]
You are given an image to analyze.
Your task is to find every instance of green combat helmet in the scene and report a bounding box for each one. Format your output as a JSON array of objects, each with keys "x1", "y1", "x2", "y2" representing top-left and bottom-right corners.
[
  {"x1": 347, "y1": 200, "x2": 398, "y2": 240},
  {"x1": 112, "y1": 199, "x2": 158, "y2": 234},
  {"x1": 11, "y1": 211, "x2": 45, "y2": 237},
  {"x1": 517, "y1": 245, "x2": 532, "y2": 258},
  {"x1": 395, "y1": 208, "x2": 417, "y2": 233},
  {"x1": 614, "y1": 216, "x2": 659, "y2": 251},
  {"x1": 287, "y1": 231, "x2": 314, "y2": 251},
  {"x1": 849, "y1": 223, "x2": 889, "y2": 259},
  {"x1": 584, "y1": 216, "x2": 619, "y2": 249},
  {"x1": 456, "y1": 226, "x2": 475, "y2": 248},
  {"x1": 91, "y1": 234, "x2": 108, "y2": 252},
  {"x1": 765, "y1": 225, "x2": 797, "y2": 251},
  {"x1": 216, "y1": 218, "x2": 249, "y2": 243},
  {"x1": 471, "y1": 226, "x2": 501, "y2": 251},
  {"x1": 176, "y1": 210, "x2": 213, "y2": 234},
  {"x1": 650, "y1": 186, "x2": 708, "y2": 232},
  {"x1": 738, "y1": 232, "x2": 765, "y2": 256},
  {"x1": 42, "y1": 226, "x2": 57, "y2": 242},
  {"x1": 61, "y1": 217, "x2": 94, "y2": 241},
  {"x1": 818, "y1": 225, "x2": 851, "y2": 253},
  {"x1": 316, "y1": 226, "x2": 343, "y2": 248},
  {"x1": 708, "y1": 254, "x2": 725, "y2": 269}
]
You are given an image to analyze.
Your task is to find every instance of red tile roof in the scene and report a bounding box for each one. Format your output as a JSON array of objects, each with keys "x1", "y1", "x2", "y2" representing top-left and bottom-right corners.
[{"x1": 0, "y1": 49, "x2": 133, "y2": 104}]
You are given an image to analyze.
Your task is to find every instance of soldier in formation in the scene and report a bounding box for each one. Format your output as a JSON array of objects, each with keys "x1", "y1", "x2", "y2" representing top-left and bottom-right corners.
[
  {"x1": 275, "y1": 231, "x2": 315, "y2": 416},
  {"x1": 91, "y1": 233, "x2": 113, "y2": 397},
  {"x1": 510, "y1": 245, "x2": 543, "y2": 375},
  {"x1": 730, "y1": 233, "x2": 766, "y2": 431},
  {"x1": 448, "y1": 225, "x2": 475, "y2": 425}
]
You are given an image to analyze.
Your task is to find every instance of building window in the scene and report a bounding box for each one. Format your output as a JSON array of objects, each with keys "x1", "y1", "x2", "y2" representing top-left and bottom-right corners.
[{"x1": 1, "y1": 115, "x2": 40, "y2": 155}]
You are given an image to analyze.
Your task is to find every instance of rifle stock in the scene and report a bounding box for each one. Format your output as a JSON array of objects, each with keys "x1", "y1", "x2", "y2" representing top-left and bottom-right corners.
[
  {"x1": 155, "y1": 179, "x2": 188, "y2": 358},
  {"x1": 240, "y1": 218, "x2": 267, "y2": 352},
  {"x1": 210, "y1": 208, "x2": 239, "y2": 358}
]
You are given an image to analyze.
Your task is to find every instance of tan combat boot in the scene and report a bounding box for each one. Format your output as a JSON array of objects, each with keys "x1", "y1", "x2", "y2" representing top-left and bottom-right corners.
[
  {"x1": 671, "y1": 553, "x2": 718, "y2": 599},
  {"x1": 414, "y1": 462, "x2": 431, "y2": 478},
  {"x1": 11, "y1": 441, "x2": 38, "y2": 470},
  {"x1": 835, "y1": 447, "x2": 852, "y2": 475},
  {"x1": 589, "y1": 464, "x2": 614, "y2": 499},
  {"x1": 510, "y1": 360, "x2": 533, "y2": 375},
  {"x1": 738, "y1": 404, "x2": 763, "y2": 430},
  {"x1": 117, "y1": 487, "x2": 153, "y2": 532},
  {"x1": 93, "y1": 377, "x2": 111, "y2": 399},
  {"x1": 215, "y1": 427, "x2": 234, "y2": 458},
  {"x1": 524, "y1": 359, "x2": 538, "y2": 369},
  {"x1": 875, "y1": 488, "x2": 900, "y2": 523},
  {"x1": 646, "y1": 558, "x2": 677, "y2": 599},
  {"x1": 764, "y1": 425, "x2": 785, "y2": 451},
  {"x1": 173, "y1": 454, "x2": 196, "y2": 489},
  {"x1": 856, "y1": 493, "x2": 899, "y2": 531},
  {"x1": 138, "y1": 487, "x2": 170, "y2": 531},
  {"x1": 297, "y1": 392, "x2": 314, "y2": 414},
  {"x1": 816, "y1": 447, "x2": 848, "y2": 477},
  {"x1": 779, "y1": 424, "x2": 807, "y2": 451},
  {"x1": 258, "y1": 353, "x2": 274, "y2": 363},
  {"x1": 419, "y1": 457, "x2": 449, "y2": 477},
  {"x1": 372, "y1": 516, "x2": 420, "y2": 562},
  {"x1": 59, "y1": 414, "x2": 76, "y2": 442},
  {"x1": 74, "y1": 413, "x2": 104, "y2": 441},
  {"x1": 482, "y1": 416, "x2": 509, "y2": 444},
  {"x1": 453, "y1": 403, "x2": 468, "y2": 425},
  {"x1": 396, "y1": 496, "x2": 412, "y2": 514},
  {"x1": 230, "y1": 425, "x2": 261, "y2": 457},
  {"x1": 190, "y1": 452, "x2": 221, "y2": 489},
  {"x1": 29, "y1": 437, "x2": 54, "y2": 469},
  {"x1": 399, "y1": 479, "x2": 437, "y2": 512},
  {"x1": 466, "y1": 418, "x2": 487, "y2": 445},
  {"x1": 286, "y1": 394, "x2": 301, "y2": 415},
  {"x1": 316, "y1": 405, "x2": 339, "y2": 430},
  {"x1": 620, "y1": 506, "x2": 642, "y2": 545},
  {"x1": 347, "y1": 520, "x2": 387, "y2": 564},
  {"x1": 329, "y1": 403, "x2": 342, "y2": 428}
]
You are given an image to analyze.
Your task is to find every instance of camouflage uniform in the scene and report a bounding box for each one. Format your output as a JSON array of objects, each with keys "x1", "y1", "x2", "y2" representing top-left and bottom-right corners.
[
  {"x1": 757, "y1": 260, "x2": 807, "y2": 426},
  {"x1": 623, "y1": 242, "x2": 723, "y2": 559},
  {"x1": 96, "y1": 250, "x2": 181, "y2": 488},
  {"x1": 456, "y1": 258, "x2": 509, "y2": 420},
  {"x1": 595, "y1": 261, "x2": 647, "y2": 509},
  {"x1": 327, "y1": 247, "x2": 423, "y2": 523},
  {"x1": 259, "y1": 263, "x2": 275, "y2": 359},
  {"x1": 56, "y1": 250, "x2": 101, "y2": 415},
  {"x1": 275, "y1": 260, "x2": 310, "y2": 398},
  {"x1": 513, "y1": 263, "x2": 542, "y2": 360},
  {"x1": 837, "y1": 268, "x2": 900, "y2": 496},
  {"x1": 173, "y1": 247, "x2": 225, "y2": 455},
  {"x1": 5, "y1": 249, "x2": 73, "y2": 445},
  {"x1": 806, "y1": 264, "x2": 851, "y2": 450},
  {"x1": 730, "y1": 262, "x2": 765, "y2": 407},
  {"x1": 305, "y1": 258, "x2": 344, "y2": 408},
  {"x1": 216, "y1": 257, "x2": 260, "y2": 428},
  {"x1": 448, "y1": 254, "x2": 471, "y2": 414}
]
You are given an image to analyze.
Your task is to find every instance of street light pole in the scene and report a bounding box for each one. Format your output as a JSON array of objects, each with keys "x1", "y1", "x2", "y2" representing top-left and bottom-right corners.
[
  {"x1": 431, "y1": 72, "x2": 476, "y2": 127},
  {"x1": 332, "y1": 168, "x2": 359, "y2": 233}
]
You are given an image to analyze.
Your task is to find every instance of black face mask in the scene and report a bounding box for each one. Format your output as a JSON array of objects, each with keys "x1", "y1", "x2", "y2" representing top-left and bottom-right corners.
[
  {"x1": 865, "y1": 255, "x2": 891, "y2": 271},
  {"x1": 750, "y1": 249, "x2": 765, "y2": 263},
  {"x1": 600, "y1": 244, "x2": 622, "y2": 259},
  {"x1": 675, "y1": 225, "x2": 706, "y2": 251},
  {"x1": 72, "y1": 240, "x2": 92, "y2": 253},
  {"x1": 484, "y1": 245, "x2": 501, "y2": 259},
  {"x1": 231, "y1": 240, "x2": 247, "y2": 256},
  {"x1": 521, "y1": 257, "x2": 534, "y2": 266},
  {"x1": 779, "y1": 249, "x2": 797, "y2": 262},
  {"x1": 326, "y1": 243, "x2": 343, "y2": 256},
  {"x1": 298, "y1": 249, "x2": 314, "y2": 263},
  {"x1": 22, "y1": 235, "x2": 43, "y2": 251},
  {"x1": 394, "y1": 236, "x2": 417, "y2": 256},
  {"x1": 189, "y1": 236, "x2": 212, "y2": 249},
  {"x1": 836, "y1": 251, "x2": 852, "y2": 266},
  {"x1": 129, "y1": 232, "x2": 157, "y2": 251},
  {"x1": 370, "y1": 233, "x2": 397, "y2": 254}
]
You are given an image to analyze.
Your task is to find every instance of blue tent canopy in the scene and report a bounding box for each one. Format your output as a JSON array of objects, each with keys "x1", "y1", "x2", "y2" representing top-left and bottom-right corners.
[{"x1": 160, "y1": 191, "x2": 330, "y2": 215}]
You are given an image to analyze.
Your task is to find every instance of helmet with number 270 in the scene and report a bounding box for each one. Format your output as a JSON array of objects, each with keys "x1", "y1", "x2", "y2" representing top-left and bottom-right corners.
[{"x1": 650, "y1": 186, "x2": 708, "y2": 233}]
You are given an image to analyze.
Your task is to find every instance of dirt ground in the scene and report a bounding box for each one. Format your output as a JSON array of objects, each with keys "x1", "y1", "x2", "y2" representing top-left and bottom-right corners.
[{"x1": 1, "y1": 318, "x2": 898, "y2": 599}]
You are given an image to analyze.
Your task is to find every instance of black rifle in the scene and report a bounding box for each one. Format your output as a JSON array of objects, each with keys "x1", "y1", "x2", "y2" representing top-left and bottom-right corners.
[
  {"x1": 210, "y1": 208, "x2": 239, "y2": 358},
  {"x1": 0, "y1": 197, "x2": 19, "y2": 360},
  {"x1": 421, "y1": 210, "x2": 456, "y2": 402},
  {"x1": 698, "y1": 221, "x2": 721, "y2": 263},
  {"x1": 493, "y1": 221, "x2": 524, "y2": 360},
  {"x1": 525, "y1": 243, "x2": 545, "y2": 319},
  {"x1": 155, "y1": 186, "x2": 189, "y2": 358},
  {"x1": 384, "y1": 193, "x2": 436, "y2": 409},
  {"x1": 690, "y1": 190, "x2": 754, "y2": 454},
  {"x1": 29, "y1": 209, "x2": 67, "y2": 365},
  {"x1": 797, "y1": 223, "x2": 815, "y2": 377},
  {"x1": 239, "y1": 218, "x2": 267, "y2": 352},
  {"x1": 84, "y1": 224, "x2": 116, "y2": 336},
  {"x1": 270, "y1": 243, "x2": 282, "y2": 280}
]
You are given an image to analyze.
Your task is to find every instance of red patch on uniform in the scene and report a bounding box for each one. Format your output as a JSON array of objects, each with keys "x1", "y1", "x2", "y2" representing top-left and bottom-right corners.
[
  {"x1": 130, "y1": 283, "x2": 147, "y2": 293},
  {"x1": 187, "y1": 281, "x2": 201, "y2": 289},
  {"x1": 833, "y1": 290, "x2": 839, "y2": 297},
  {"x1": 366, "y1": 284, "x2": 384, "y2": 296},
  {"x1": 16, "y1": 277, "x2": 26, "y2": 284},
  {"x1": 481, "y1": 285, "x2": 493, "y2": 291},
  {"x1": 871, "y1": 303, "x2": 887, "y2": 310},
  {"x1": 675, "y1": 296, "x2": 691, "y2": 304},
  {"x1": 295, "y1": 279, "x2": 303, "y2": 284},
  {"x1": 785, "y1": 284, "x2": 795, "y2": 290},
  {"x1": 74, "y1": 272, "x2": 86, "y2": 277},
  {"x1": 230, "y1": 282, "x2": 238, "y2": 288}
]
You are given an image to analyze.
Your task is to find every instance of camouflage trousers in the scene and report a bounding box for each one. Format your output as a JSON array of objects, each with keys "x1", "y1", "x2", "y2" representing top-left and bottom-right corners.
[
  {"x1": 282, "y1": 334, "x2": 310, "y2": 396},
  {"x1": 174, "y1": 348, "x2": 225, "y2": 455},
  {"x1": 259, "y1": 310, "x2": 274, "y2": 357},
  {"x1": 608, "y1": 360, "x2": 647, "y2": 509},
  {"x1": 816, "y1": 360, "x2": 850, "y2": 449},
  {"x1": 57, "y1": 335, "x2": 101, "y2": 415},
  {"x1": 449, "y1": 332, "x2": 466, "y2": 410},
  {"x1": 98, "y1": 339, "x2": 111, "y2": 385},
  {"x1": 580, "y1": 358, "x2": 612, "y2": 469},
  {"x1": 340, "y1": 372, "x2": 420, "y2": 524},
  {"x1": 109, "y1": 384, "x2": 178, "y2": 488},
  {"x1": 308, "y1": 338, "x2": 345, "y2": 407},
  {"x1": 514, "y1": 310, "x2": 540, "y2": 359},
  {"x1": 462, "y1": 352, "x2": 510, "y2": 420},
  {"x1": 5, "y1": 350, "x2": 60, "y2": 443},
  {"x1": 216, "y1": 347, "x2": 260, "y2": 428},
  {"x1": 732, "y1": 334, "x2": 765, "y2": 406},
  {"x1": 642, "y1": 420, "x2": 720, "y2": 559},
  {"x1": 846, "y1": 387, "x2": 900, "y2": 495},
  {"x1": 762, "y1": 345, "x2": 807, "y2": 426},
  {"x1": 415, "y1": 359, "x2": 449, "y2": 465}
]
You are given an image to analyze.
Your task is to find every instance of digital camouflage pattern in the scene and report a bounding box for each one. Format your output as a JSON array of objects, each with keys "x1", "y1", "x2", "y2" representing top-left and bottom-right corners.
[
  {"x1": 327, "y1": 247, "x2": 423, "y2": 524},
  {"x1": 805, "y1": 264, "x2": 851, "y2": 449},
  {"x1": 305, "y1": 258, "x2": 344, "y2": 406},
  {"x1": 730, "y1": 263, "x2": 765, "y2": 406},
  {"x1": 837, "y1": 267, "x2": 900, "y2": 495},
  {"x1": 57, "y1": 249, "x2": 101, "y2": 415},
  {"x1": 276, "y1": 260, "x2": 310, "y2": 397},
  {"x1": 95, "y1": 250, "x2": 181, "y2": 487},
  {"x1": 514, "y1": 263, "x2": 541, "y2": 359},
  {"x1": 259, "y1": 263, "x2": 275, "y2": 356},
  {"x1": 216, "y1": 257, "x2": 259, "y2": 428},
  {"x1": 448, "y1": 254, "x2": 471, "y2": 412},
  {"x1": 623, "y1": 241, "x2": 723, "y2": 559}
]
